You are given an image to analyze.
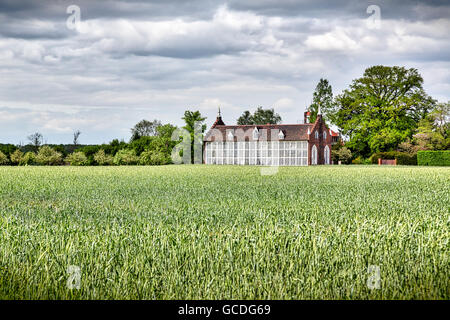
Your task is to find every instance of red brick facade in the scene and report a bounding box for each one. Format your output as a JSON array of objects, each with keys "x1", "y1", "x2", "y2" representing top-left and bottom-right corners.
[{"x1": 203, "y1": 111, "x2": 333, "y2": 165}]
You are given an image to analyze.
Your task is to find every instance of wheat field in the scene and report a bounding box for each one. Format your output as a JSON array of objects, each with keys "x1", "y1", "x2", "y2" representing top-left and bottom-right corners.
[{"x1": 0, "y1": 165, "x2": 448, "y2": 299}]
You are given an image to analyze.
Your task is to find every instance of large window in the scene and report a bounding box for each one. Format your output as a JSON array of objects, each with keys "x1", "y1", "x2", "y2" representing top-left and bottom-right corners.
[
  {"x1": 205, "y1": 141, "x2": 308, "y2": 166},
  {"x1": 311, "y1": 145, "x2": 317, "y2": 165},
  {"x1": 324, "y1": 145, "x2": 330, "y2": 165}
]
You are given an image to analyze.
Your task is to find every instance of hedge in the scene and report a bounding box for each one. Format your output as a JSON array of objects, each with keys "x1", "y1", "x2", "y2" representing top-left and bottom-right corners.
[
  {"x1": 370, "y1": 151, "x2": 417, "y2": 165},
  {"x1": 417, "y1": 151, "x2": 450, "y2": 166}
]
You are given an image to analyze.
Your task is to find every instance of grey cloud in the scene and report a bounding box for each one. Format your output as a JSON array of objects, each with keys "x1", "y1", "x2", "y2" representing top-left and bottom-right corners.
[{"x1": 0, "y1": 0, "x2": 449, "y2": 144}]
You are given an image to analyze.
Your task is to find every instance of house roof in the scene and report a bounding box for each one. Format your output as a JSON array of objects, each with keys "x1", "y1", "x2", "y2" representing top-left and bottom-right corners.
[{"x1": 204, "y1": 123, "x2": 315, "y2": 142}]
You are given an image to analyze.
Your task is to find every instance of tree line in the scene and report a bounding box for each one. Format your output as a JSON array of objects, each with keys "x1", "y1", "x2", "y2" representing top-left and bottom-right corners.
[{"x1": 0, "y1": 111, "x2": 207, "y2": 166}]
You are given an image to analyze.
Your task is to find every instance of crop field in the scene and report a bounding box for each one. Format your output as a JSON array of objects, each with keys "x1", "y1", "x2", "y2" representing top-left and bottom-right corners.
[{"x1": 0, "y1": 165, "x2": 448, "y2": 299}]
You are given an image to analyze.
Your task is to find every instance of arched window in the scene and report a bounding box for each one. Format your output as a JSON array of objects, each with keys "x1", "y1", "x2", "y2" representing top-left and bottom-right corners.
[
  {"x1": 323, "y1": 131, "x2": 327, "y2": 140},
  {"x1": 253, "y1": 127, "x2": 259, "y2": 140},
  {"x1": 227, "y1": 131, "x2": 234, "y2": 140},
  {"x1": 311, "y1": 145, "x2": 318, "y2": 165},
  {"x1": 324, "y1": 145, "x2": 330, "y2": 165},
  {"x1": 278, "y1": 130, "x2": 284, "y2": 140},
  {"x1": 315, "y1": 131, "x2": 319, "y2": 139}
]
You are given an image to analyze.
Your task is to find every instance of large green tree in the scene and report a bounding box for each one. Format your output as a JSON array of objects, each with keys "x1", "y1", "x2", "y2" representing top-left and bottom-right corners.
[
  {"x1": 308, "y1": 78, "x2": 333, "y2": 123},
  {"x1": 130, "y1": 119, "x2": 161, "y2": 142},
  {"x1": 411, "y1": 101, "x2": 450, "y2": 151},
  {"x1": 332, "y1": 66, "x2": 436, "y2": 157},
  {"x1": 237, "y1": 107, "x2": 282, "y2": 125},
  {"x1": 182, "y1": 110, "x2": 206, "y2": 164}
]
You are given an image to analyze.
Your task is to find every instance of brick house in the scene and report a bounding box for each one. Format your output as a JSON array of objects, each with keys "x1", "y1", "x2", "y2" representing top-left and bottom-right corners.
[{"x1": 203, "y1": 109, "x2": 337, "y2": 165}]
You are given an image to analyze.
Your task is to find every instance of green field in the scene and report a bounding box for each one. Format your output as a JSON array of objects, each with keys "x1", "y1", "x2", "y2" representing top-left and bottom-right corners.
[{"x1": 0, "y1": 165, "x2": 448, "y2": 299}]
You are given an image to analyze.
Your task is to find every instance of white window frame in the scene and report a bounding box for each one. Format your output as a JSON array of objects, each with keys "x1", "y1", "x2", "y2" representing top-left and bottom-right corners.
[
  {"x1": 311, "y1": 145, "x2": 318, "y2": 165},
  {"x1": 324, "y1": 145, "x2": 330, "y2": 165}
]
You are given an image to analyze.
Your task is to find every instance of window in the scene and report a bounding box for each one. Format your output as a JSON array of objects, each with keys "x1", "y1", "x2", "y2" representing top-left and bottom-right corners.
[
  {"x1": 205, "y1": 140, "x2": 308, "y2": 166},
  {"x1": 227, "y1": 131, "x2": 234, "y2": 140},
  {"x1": 323, "y1": 131, "x2": 327, "y2": 140},
  {"x1": 278, "y1": 130, "x2": 284, "y2": 140},
  {"x1": 324, "y1": 145, "x2": 330, "y2": 165},
  {"x1": 311, "y1": 145, "x2": 317, "y2": 165},
  {"x1": 315, "y1": 131, "x2": 319, "y2": 139},
  {"x1": 253, "y1": 127, "x2": 259, "y2": 140}
]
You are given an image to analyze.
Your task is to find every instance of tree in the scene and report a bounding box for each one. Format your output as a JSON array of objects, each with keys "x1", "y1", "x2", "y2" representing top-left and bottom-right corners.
[
  {"x1": 139, "y1": 150, "x2": 171, "y2": 165},
  {"x1": 331, "y1": 147, "x2": 352, "y2": 164},
  {"x1": 237, "y1": 111, "x2": 253, "y2": 125},
  {"x1": 332, "y1": 66, "x2": 436, "y2": 158},
  {"x1": 157, "y1": 124, "x2": 177, "y2": 139},
  {"x1": 0, "y1": 151, "x2": 9, "y2": 165},
  {"x1": 113, "y1": 149, "x2": 139, "y2": 165},
  {"x1": 308, "y1": 78, "x2": 334, "y2": 123},
  {"x1": 130, "y1": 119, "x2": 162, "y2": 142},
  {"x1": 35, "y1": 146, "x2": 62, "y2": 165},
  {"x1": 182, "y1": 110, "x2": 206, "y2": 164},
  {"x1": 73, "y1": 130, "x2": 81, "y2": 145},
  {"x1": 237, "y1": 107, "x2": 282, "y2": 125},
  {"x1": 432, "y1": 102, "x2": 450, "y2": 138},
  {"x1": 410, "y1": 102, "x2": 450, "y2": 151},
  {"x1": 27, "y1": 132, "x2": 43, "y2": 151},
  {"x1": 94, "y1": 149, "x2": 113, "y2": 166},
  {"x1": 10, "y1": 149, "x2": 24, "y2": 165},
  {"x1": 65, "y1": 152, "x2": 88, "y2": 166}
]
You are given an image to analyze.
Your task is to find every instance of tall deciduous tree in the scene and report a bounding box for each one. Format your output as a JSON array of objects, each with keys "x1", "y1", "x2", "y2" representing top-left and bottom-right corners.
[
  {"x1": 308, "y1": 78, "x2": 333, "y2": 123},
  {"x1": 130, "y1": 119, "x2": 161, "y2": 142},
  {"x1": 332, "y1": 66, "x2": 436, "y2": 157},
  {"x1": 73, "y1": 130, "x2": 81, "y2": 145},
  {"x1": 27, "y1": 132, "x2": 43, "y2": 151},
  {"x1": 182, "y1": 110, "x2": 206, "y2": 164},
  {"x1": 237, "y1": 107, "x2": 282, "y2": 125}
]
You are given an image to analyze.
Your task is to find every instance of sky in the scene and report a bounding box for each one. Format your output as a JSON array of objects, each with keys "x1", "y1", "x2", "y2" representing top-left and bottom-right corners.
[{"x1": 0, "y1": 0, "x2": 449, "y2": 145}]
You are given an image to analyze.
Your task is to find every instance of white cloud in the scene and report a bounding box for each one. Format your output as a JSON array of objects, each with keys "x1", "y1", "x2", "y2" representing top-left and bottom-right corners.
[{"x1": 0, "y1": 2, "x2": 449, "y2": 144}]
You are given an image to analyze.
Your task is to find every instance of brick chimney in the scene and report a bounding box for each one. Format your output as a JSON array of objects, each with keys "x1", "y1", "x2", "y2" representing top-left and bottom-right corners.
[{"x1": 304, "y1": 111, "x2": 311, "y2": 124}]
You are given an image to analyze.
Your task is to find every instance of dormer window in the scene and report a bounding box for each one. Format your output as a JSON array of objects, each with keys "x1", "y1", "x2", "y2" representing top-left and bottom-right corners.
[
  {"x1": 253, "y1": 127, "x2": 259, "y2": 140},
  {"x1": 227, "y1": 131, "x2": 234, "y2": 140},
  {"x1": 278, "y1": 130, "x2": 285, "y2": 140},
  {"x1": 315, "y1": 131, "x2": 319, "y2": 139}
]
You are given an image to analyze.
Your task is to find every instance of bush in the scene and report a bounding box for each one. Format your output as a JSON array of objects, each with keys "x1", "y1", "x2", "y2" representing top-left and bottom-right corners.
[
  {"x1": 21, "y1": 152, "x2": 36, "y2": 165},
  {"x1": 65, "y1": 152, "x2": 88, "y2": 166},
  {"x1": 10, "y1": 149, "x2": 24, "y2": 165},
  {"x1": 35, "y1": 146, "x2": 63, "y2": 165},
  {"x1": 417, "y1": 151, "x2": 450, "y2": 166},
  {"x1": 352, "y1": 156, "x2": 372, "y2": 165},
  {"x1": 94, "y1": 149, "x2": 114, "y2": 165},
  {"x1": 0, "y1": 144, "x2": 17, "y2": 159},
  {"x1": 0, "y1": 151, "x2": 9, "y2": 165},
  {"x1": 370, "y1": 151, "x2": 417, "y2": 165},
  {"x1": 139, "y1": 150, "x2": 171, "y2": 165},
  {"x1": 332, "y1": 147, "x2": 352, "y2": 164},
  {"x1": 113, "y1": 149, "x2": 139, "y2": 165}
]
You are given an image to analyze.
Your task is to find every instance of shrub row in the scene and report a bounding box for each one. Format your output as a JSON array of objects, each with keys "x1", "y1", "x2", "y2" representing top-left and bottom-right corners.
[
  {"x1": 370, "y1": 151, "x2": 417, "y2": 165},
  {"x1": 0, "y1": 146, "x2": 172, "y2": 166},
  {"x1": 417, "y1": 150, "x2": 450, "y2": 166}
]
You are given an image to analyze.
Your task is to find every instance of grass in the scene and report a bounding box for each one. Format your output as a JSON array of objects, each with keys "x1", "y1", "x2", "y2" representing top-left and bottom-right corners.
[{"x1": 0, "y1": 165, "x2": 448, "y2": 299}]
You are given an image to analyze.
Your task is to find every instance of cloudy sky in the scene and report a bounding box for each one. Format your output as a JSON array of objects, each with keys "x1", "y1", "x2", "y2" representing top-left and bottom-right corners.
[{"x1": 0, "y1": 0, "x2": 449, "y2": 144}]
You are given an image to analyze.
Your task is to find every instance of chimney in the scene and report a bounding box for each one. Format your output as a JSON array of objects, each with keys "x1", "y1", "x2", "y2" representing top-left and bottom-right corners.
[{"x1": 304, "y1": 111, "x2": 311, "y2": 124}]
